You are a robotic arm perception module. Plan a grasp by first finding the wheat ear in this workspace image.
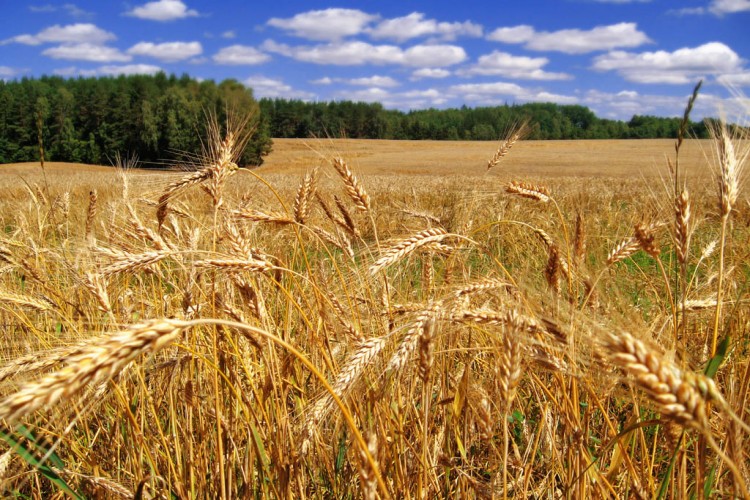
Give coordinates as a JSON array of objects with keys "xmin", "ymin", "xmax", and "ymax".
[
  {"xmin": 604, "ymin": 330, "xmax": 715, "ymax": 430},
  {"xmin": 487, "ymin": 120, "xmax": 529, "ymax": 171},
  {"xmin": 370, "ymin": 228, "xmax": 449, "ymax": 275},
  {"xmin": 0, "ymin": 319, "xmax": 188, "ymax": 423},
  {"xmin": 331, "ymin": 157, "xmax": 371, "ymax": 212},
  {"xmin": 506, "ymin": 181, "xmax": 550, "ymax": 203}
]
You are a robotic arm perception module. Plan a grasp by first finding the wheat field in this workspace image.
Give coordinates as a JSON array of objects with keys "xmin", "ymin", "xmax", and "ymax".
[{"xmin": 0, "ymin": 104, "xmax": 748, "ymax": 498}]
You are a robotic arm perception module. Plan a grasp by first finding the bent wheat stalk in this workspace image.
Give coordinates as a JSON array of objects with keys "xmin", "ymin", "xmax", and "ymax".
[{"xmin": 370, "ymin": 228, "xmax": 450, "ymax": 275}]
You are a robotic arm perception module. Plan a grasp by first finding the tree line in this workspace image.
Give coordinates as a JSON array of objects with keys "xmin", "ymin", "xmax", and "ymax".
[
  {"xmin": 259, "ymin": 98, "xmax": 710, "ymax": 141},
  {"xmin": 1, "ymin": 73, "xmax": 713, "ymax": 167},
  {"xmin": 0, "ymin": 73, "xmax": 272, "ymax": 166}
]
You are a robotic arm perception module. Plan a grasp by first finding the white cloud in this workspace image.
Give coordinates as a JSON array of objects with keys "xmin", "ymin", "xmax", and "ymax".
[
  {"xmin": 125, "ymin": 0, "xmax": 199, "ymax": 21},
  {"xmin": 592, "ymin": 42, "xmax": 745, "ymax": 84},
  {"xmin": 262, "ymin": 39, "xmax": 466, "ymax": 67},
  {"xmin": 368, "ymin": 12, "xmax": 482, "ymax": 43},
  {"xmin": 213, "ymin": 45, "xmax": 270, "ymax": 65},
  {"xmin": 42, "ymin": 43, "xmax": 131, "ymax": 62},
  {"xmin": 450, "ymin": 82, "xmax": 578, "ymax": 104},
  {"xmin": 486, "ymin": 25, "xmax": 535, "ymax": 44},
  {"xmin": 411, "ymin": 68, "xmax": 451, "ymax": 80},
  {"xmin": 52, "ymin": 64, "xmax": 162, "ymax": 77},
  {"xmin": 461, "ymin": 51, "xmax": 572, "ymax": 80},
  {"xmin": 487, "ymin": 22, "xmax": 651, "ymax": 54},
  {"xmin": 669, "ymin": 7, "xmax": 707, "ymax": 14},
  {"xmin": 581, "ymin": 88, "xmax": 735, "ymax": 120},
  {"xmin": 333, "ymin": 87, "xmax": 448, "ymax": 109},
  {"xmin": 347, "ymin": 76, "xmax": 400, "ymax": 87},
  {"xmin": 221, "ymin": 30, "xmax": 236, "ymax": 39},
  {"xmin": 0, "ymin": 66, "xmax": 18, "ymax": 78},
  {"xmin": 670, "ymin": 0, "xmax": 750, "ymax": 15},
  {"xmin": 709, "ymin": 0, "xmax": 750, "ymax": 14},
  {"xmin": 268, "ymin": 8, "xmax": 378, "ymax": 41},
  {"xmin": 4, "ymin": 23, "xmax": 115, "ymax": 46},
  {"xmin": 30, "ymin": 4, "xmax": 94, "ymax": 18},
  {"xmin": 405, "ymin": 45, "xmax": 466, "ymax": 67},
  {"xmin": 717, "ymin": 72, "xmax": 750, "ymax": 87},
  {"xmin": 244, "ymin": 76, "xmax": 314, "ymax": 99},
  {"xmin": 98, "ymin": 64, "xmax": 163, "ymax": 75},
  {"xmin": 127, "ymin": 41, "xmax": 202, "ymax": 62},
  {"xmin": 314, "ymin": 76, "xmax": 400, "ymax": 87}
]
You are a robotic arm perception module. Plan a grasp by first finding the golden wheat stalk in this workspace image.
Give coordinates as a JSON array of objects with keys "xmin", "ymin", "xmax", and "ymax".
[
  {"xmin": 293, "ymin": 167, "xmax": 318, "ymax": 224},
  {"xmin": 334, "ymin": 195, "xmax": 360, "ymax": 238},
  {"xmin": 606, "ymin": 236, "xmax": 640, "ymax": 265},
  {"xmin": 307, "ymin": 336, "xmax": 388, "ymax": 430},
  {"xmin": 370, "ymin": 228, "xmax": 449, "ymax": 275},
  {"xmin": 157, "ymin": 168, "xmax": 213, "ymax": 227},
  {"xmin": 98, "ymin": 249, "xmax": 173, "ymax": 276},
  {"xmin": 506, "ymin": 181, "xmax": 550, "ymax": 203},
  {"xmin": 85, "ymin": 189, "xmax": 98, "ymax": 239},
  {"xmin": 0, "ymin": 319, "xmax": 188, "ymax": 423},
  {"xmin": 331, "ymin": 157, "xmax": 371, "ymax": 212},
  {"xmin": 574, "ymin": 213, "xmax": 586, "ymax": 264},
  {"xmin": 604, "ymin": 330, "xmax": 716, "ymax": 430},
  {"xmin": 387, "ymin": 308, "xmax": 439, "ymax": 374},
  {"xmin": 487, "ymin": 120, "xmax": 529, "ymax": 171},
  {"xmin": 232, "ymin": 209, "xmax": 295, "ymax": 225},
  {"xmin": 400, "ymin": 208, "xmax": 442, "ymax": 225},
  {"xmin": 193, "ymin": 258, "xmax": 273, "ymax": 273},
  {"xmin": 0, "ymin": 291, "xmax": 53, "ymax": 311},
  {"xmin": 673, "ymin": 188, "xmax": 691, "ymax": 266}
]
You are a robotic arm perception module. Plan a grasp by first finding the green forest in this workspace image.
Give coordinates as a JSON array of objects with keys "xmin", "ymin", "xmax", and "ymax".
[
  {"xmin": 0, "ymin": 73, "xmax": 710, "ymax": 166},
  {"xmin": 259, "ymin": 98, "xmax": 709, "ymax": 141},
  {"xmin": 0, "ymin": 73, "xmax": 272, "ymax": 166}
]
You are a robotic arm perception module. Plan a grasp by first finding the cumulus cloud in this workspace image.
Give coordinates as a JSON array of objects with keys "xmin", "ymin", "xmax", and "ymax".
[
  {"xmin": 244, "ymin": 76, "xmax": 314, "ymax": 99},
  {"xmin": 581, "ymin": 88, "xmax": 735, "ymax": 120},
  {"xmin": 717, "ymin": 72, "xmax": 750, "ymax": 86},
  {"xmin": 4, "ymin": 23, "xmax": 115, "ymax": 46},
  {"xmin": 460, "ymin": 51, "xmax": 572, "ymax": 80},
  {"xmin": 709, "ymin": 0, "xmax": 750, "ymax": 14},
  {"xmin": 221, "ymin": 31, "xmax": 236, "ymax": 39},
  {"xmin": 368, "ymin": 12, "xmax": 482, "ymax": 42},
  {"xmin": 52, "ymin": 64, "xmax": 162, "ymax": 77},
  {"xmin": 333, "ymin": 87, "xmax": 448, "ymax": 109},
  {"xmin": 312, "ymin": 75, "xmax": 400, "ymax": 87},
  {"xmin": 262, "ymin": 39, "xmax": 466, "ymax": 67},
  {"xmin": 127, "ymin": 41, "xmax": 202, "ymax": 62},
  {"xmin": 42, "ymin": 43, "xmax": 131, "ymax": 62},
  {"xmin": 591, "ymin": 42, "xmax": 745, "ymax": 83},
  {"xmin": 98, "ymin": 64, "xmax": 163, "ymax": 75},
  {"xmin": 450, "ymin": 82, "xmax": 578, "ymax": 104},
  {"xmin": 410, "ymin": 68, "xmax": 451, "ymax": 80},
  {"xmin": 487, "ymin": 22, "xmax": 651, "ymax": 54},
  {"xmin": 0, "ymin": 66, "xmax": 19, "ymax": 78},
  {"xmin": 347, "ymin": 76, "xmax": 400, "ymax": 87},
  {"xmin": 213, "ymin": 45, "xmax": 270, "ymax": 65},
  {"xmin": 125, "ymin": 0, "xmax": 199, "ymax": 21},
  {"xmin": 268, "ymin": 8, "xmax": 378, "ymax": 41}
]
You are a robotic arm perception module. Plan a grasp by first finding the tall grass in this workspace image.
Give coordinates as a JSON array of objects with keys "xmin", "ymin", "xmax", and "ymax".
[{"xmin": 0, "ymin": 99, "xmax": 748, "ymax": 498}]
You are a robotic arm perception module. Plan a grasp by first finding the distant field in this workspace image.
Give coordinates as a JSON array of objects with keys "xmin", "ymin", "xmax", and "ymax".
[
  {"xmin": 258, "ymin": 138, "xmax": 713, "ymax": 178},
  {"xmin": 0, "ymin": 138, "xmax": 713, "ymax": 180}
]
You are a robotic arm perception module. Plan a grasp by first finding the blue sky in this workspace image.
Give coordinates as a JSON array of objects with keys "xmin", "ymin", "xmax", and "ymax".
[{"xmin": 1, "ymin": 0, "xmax": 749, "ymax": 120}]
